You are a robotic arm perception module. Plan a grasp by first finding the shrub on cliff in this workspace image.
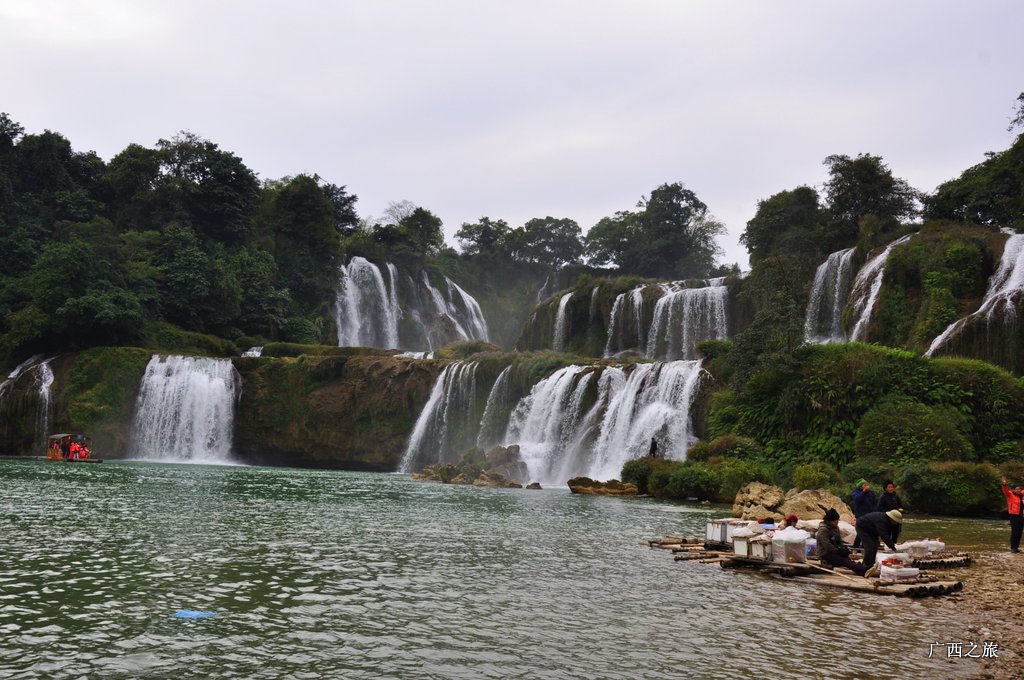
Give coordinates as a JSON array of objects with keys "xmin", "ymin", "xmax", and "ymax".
[
  {"xmin": 663, "ymin": 462, "xmax": 720, "ymax": 501},
  {"xmin": 714, "ymin": 458, "xmax": 771, "ymax": 500},
  {"xmin": 897, "ymin": 461, "xmax": 1002, "ymax": 516},
  {"xmin": 621, "ymin": 457, "xmax": 676, "ymax": 495},
  {"xmin": 686, "ymin": 433, "xmax": 762, "ymax": 462},
  {"xmin": 792, "ymin": 460, "xmax": 842, "ymax": 491}
]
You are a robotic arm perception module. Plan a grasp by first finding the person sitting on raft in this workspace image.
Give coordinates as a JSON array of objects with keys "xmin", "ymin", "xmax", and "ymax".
[
  {"xmin": 855, "ymin": 509, "xmax": 902, "ymax": 577},
  {"xmin": 781, "ymin": 514, "xmax": 799, "ymax": 529},
  {"xmin": 815, "ymin": 508, "xmax": 867, "ymax": 576}
]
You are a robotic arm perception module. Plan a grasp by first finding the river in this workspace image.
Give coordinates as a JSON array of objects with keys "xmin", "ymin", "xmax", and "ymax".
[{"xmin": 0, "ymin": 459, "xmax": 999, "ymax": 678}]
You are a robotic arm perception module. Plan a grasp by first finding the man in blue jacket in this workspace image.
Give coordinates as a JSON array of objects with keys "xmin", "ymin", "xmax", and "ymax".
[{"xmin": 851, "ymin": 478, "xmax": 877, "ymax": 548}]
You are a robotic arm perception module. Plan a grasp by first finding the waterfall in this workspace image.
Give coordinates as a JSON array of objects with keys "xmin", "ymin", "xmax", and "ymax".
[
  {"xmin": 35, "ymin": 359, "xmax": 54, "ymax": 443},
  {"xmin": 805, "ymin": 247, "xmax": 856, "ymax": 343},
  {"xmin": 446, "ymin": 278, "xmax": 490, "ymax": 342},
  {"xmin": 0, "ymin": 354, "xmax": 43, "ymax": 405},
  {"xmin": 927, "ymin": 230, "xmax": 1024, "ymax": 356},
  {"xmin": 645, "ymin": 281, "xmax": 728, "ymax": 360},
  {"xmin": 848, "ymin": 234, "xmax": 914, "ymax": 342},
  {"xmin": 242, "ymin": 347, "xmax": 263, "ymax": 357},
  {"xmin": 399, "ymin": 361, "xmax": 480, "ymax": 473},
  {"xmin": 420, "ymin": 272, "xmax": 490, "ymax": 347},
  {"xmin": 130, "ymin": 355, "xmax": 240, "ymax": 462},
  {"xmin": 604, "ymin": 287, "xmax": 648, "ymax": 356},
  {"xmin": 336, "ymin": 256, "xmax": 401, "ymax": 349},
  {"xmin": 477, "ymin": 365, "xmax": 513, "ymax": 449},
  {"xmin": 552, "ymin": 292, "xmax": 574, "ymax": 351},
  {"xmin": 504, "ymin": 361, "xmax": 707, "ymax": 485}
]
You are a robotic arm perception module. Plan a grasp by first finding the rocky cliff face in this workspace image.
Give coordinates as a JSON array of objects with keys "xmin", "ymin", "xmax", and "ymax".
[{"xmin": 232, "ymin": 353, "xmax": 445, "ymax": 470}]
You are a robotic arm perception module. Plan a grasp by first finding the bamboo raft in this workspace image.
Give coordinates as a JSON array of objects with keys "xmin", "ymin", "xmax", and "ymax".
[{"xmin": 648, "ymin": 536, "xmax": 966, "ymax": 598}]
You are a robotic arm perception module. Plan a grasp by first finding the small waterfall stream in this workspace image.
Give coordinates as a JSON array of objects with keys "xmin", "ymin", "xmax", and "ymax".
[
  {"xmin": 847, "ymin": 234, "xmax": 913, "ymax": 342},
  {"xmin": 34, "ymin": 359, "xmax": 54, "ymax": 443},
  {"xmin": 399, "ymin": 361, "xmax": 480, "ymax": 473},
  {"xmin": 130, "ymin": 355, "xmax": 240, "ymax": 462},
  {"xmin": 927, "ymin": 230, "xmax": 1024, "ymax": 356},
  {"xmin": 805, "ymin": 247, "xmax": 857, "ymax": 343},
  {"xmin": 336, "ymin": 256, "xmax": 401, "ymax": 349},
  {"xmin": 552, "ymin": 292, "xmax": 574, "ymax": 351}
]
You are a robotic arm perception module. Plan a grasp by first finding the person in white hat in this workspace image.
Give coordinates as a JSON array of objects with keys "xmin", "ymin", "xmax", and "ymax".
[{"xmin": 855, "ymin": 509, "xmax": 902, "ymax": 577}]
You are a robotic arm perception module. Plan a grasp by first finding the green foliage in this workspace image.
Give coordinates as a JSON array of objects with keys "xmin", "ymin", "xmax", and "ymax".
[
  {"xmin": 584, "ymin": 182, "xmax": 724, "ymax": 279},
  {"xmin": 664, "ymin": 462, "xmax": 721, "ymax": 501},
  {"xmin": 792, "ymin": 460, "xmax": 842, "ymax": 491},
  {"xmin": 896, "ymin": 461, "xmax": 1003, "ymax": 516},
  {"xmin": 432, "ymin": 340, "xmax": 503, "ymax": 361},
  {"xmin": 822, "ymin": 153, "xmax": 919, "ymax": 250},
  {"xmin": 740, "ymin": 186, "xmax": 824, "ymax": 263},
  {"xmin": 621, "ymin": 457, "xmax": 676, "ymax": 495},
  {"xmin": 686, "ymin": 434, "xmax": 763, "ymax": 462},
  {"xmin": 714, "ymin": 458, "xmax": 772, "ymax": 500},
  {"xmin": 988, "ymin": 441, "xmax": 1024, "ymax": 464},
  {"xmin": 854, "ymin": 397, "xmax": 974, "ymax": 466},
  {"xmin": 65, "ymin": 347, "xmax": 151, "ymax": 431}
]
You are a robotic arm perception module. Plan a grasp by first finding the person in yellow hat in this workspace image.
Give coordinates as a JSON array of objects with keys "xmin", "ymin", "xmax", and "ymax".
[{"xmin": 855, "ymin": 509, "xmax": 902, "ymax": 577}]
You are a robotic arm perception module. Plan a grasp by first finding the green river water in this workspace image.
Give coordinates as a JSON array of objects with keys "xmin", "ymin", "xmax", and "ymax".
[{"xmin": 0, "ymin": 459, "xmax": 1011, "ymax": 678}]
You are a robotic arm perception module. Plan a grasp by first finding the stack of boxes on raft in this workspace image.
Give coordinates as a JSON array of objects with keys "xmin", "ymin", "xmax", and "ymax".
[{"xmin": 651, "ymin": 517, "xmax": 967, "ymax": 597}]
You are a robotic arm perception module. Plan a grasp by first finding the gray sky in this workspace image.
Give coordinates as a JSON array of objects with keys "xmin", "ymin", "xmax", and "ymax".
[{"xmin": 3, "ymin": 1, "xmax": 1022, "ymax": 268}]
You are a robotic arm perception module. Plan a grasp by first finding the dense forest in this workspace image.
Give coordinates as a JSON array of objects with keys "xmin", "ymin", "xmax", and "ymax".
[{"xmin": 2, "ymin": 93, "xmax": 1024, "ymax": 515}]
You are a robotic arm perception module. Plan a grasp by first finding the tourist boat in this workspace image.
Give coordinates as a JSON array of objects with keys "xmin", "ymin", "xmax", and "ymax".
[{"xmin": 45, "ymin": 433, "xmax": 102, "ymax": 463}]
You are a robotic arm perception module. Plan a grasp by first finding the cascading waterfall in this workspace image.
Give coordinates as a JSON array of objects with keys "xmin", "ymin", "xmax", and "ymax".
[
  {"xmin": 336, "ymin": 257, "xmax": 489, "ymax": 350},
  {"xmin": 645, "ymin": 281, "xmax": 728, "ymax": 360},
  {"xmin": 504, "ymin": 360, "xmax": 707, "ymax": 485},
  {"xmin": 34, "ymin": 359, "xmax": 54, "ymax": 443},
  {"xmin": 477, "ymin": 365, "xmax": 512, "ymax": 449},
  {"xmin": 604, "ymin": 287, "xmax": 648, "ymax": 356},
  {"xmin": 927, "ymin": 229, "xmax": 1024, "ymax": 356},
  {"xmin": 130, "ymin": 355, "xmax": 240, "ymax": 462},
  {"xmin": 0, "ymin": 354, "xmax": 43, "ymax": 405},
  {"xmin": 848, "ymin": 234, "xmax": 914, "ymax": 342},
  {"xmin": 242, "ymin": 347, "xmax": 263, "ymax": 357},
  {"xmin": 805, "ymin": 247, "xmax": 857, "ymax": 343},
  {"xmin": 336, "ymin": 256, "xmax": 401, "ymax": 349},
  {"xmin": 552, "ymin": 292, "xmax": 574, "ymax": 351},
  {"xmin": 399, "ymin": 361, "xmax": 480, "ymax": 473}
]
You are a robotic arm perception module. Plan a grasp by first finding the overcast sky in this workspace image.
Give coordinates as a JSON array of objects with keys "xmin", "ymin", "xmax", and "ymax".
[{"xmin": 3, "ymin": 1, "xmax": 1022, "ymax": 268}]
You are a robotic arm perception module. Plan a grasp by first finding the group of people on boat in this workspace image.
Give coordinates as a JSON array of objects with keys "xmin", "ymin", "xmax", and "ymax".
[{"xmin": 47, "ymin": 435, "xmax": 92, "ymax": 460}]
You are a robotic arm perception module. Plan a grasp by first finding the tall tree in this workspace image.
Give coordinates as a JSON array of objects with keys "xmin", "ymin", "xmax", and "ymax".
[
  {"xmin": 741, "ymin": 186, "xmax": 824, "ymax": 263},
  {"xmin": 822, "ymin": 154, "xmax": 919, "ymax": 249},
  {"xmin": 456, "ymin": 217, "xmax": 513, "ymax": 258},
  {"xmin": 517, "ymin": 216, "xmax": 584, "ymax": 268}
]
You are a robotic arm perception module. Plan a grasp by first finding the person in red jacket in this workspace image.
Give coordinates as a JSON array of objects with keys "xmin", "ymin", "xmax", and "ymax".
[{"xmin": 1002, "ymin": 478, "xmax": 1024, "ymax": 553}]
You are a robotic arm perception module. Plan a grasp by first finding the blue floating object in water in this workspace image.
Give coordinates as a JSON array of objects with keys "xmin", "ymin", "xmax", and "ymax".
[{"xmin": 174, "ymin": 609, "xmax": 216, "ymax": 620}]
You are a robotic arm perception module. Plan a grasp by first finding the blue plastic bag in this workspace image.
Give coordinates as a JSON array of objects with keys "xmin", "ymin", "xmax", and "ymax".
[{"xmin": 174, "ymin": 609, "xmax": 216, "ymax": 620}]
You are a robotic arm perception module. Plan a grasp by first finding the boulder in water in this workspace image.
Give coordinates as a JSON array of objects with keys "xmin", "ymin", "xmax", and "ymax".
[
  {"xmin": 732, "ymin": 481, "xmax": 853, "ymax": 523},
  {"xmin": 526, "ymin": 482, "xmax": 542, "ymax": 490},
  {"xmin": 732, "ymin": 482, "xmax": 787, "ymax": 518},
  {"xmin": 780, "ymin": 488, "xmax": 855, "ymax": 524}
]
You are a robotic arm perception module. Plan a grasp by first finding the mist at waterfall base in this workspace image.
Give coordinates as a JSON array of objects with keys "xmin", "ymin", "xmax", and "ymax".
[
  {"xmin": 401, "ymin": 360, "xmax": 706, "ymax": 485},
  {"xmin": 1, "ymin": 460, "xmax": 972, "ymax": 679}
]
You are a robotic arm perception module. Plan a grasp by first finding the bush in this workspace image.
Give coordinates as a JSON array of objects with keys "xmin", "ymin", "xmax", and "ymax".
[
  {"xmin": 664, "ymin": 462, "xmax": 721, "ymax": 501},
  {"xmin": 686, "ymin": 434, "xmax": 763, "ymax": 463},
  {"xmin": 792, "ymin": 460, "xmax": 842, "ymax": 491},
  {"xmin": 854, "ymin": 397, "xmax": 974, "ymax": 466},
  {"xmin": 897, "ymin": 461, "xmax": 1003, "ymax": 516},
  {"xmin": 621, "ymin": 457, "xmax": 677, "ymax": 495},
  {"xmin": 988, "ymin": 441, "xmax": 1024, "ymax": 465},
  {"xmin": 999, "ymin": 461, "xmax": 1024, "ymax": 486},
  {"xmin": 714, "ymin": 458, "xmax": 772, "ymax": 501}
]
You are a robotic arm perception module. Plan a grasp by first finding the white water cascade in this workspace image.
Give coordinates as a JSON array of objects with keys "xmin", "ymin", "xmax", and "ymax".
[
  {"xmin": 552, "ymin": 292, "xmax": 574, "ymax": 351},
  {"xmin": 399, "ymin": 361, "xmax": 480, "ymax": 473},
  {"xmin": 336, "ymin": 258, "xmax": 489, "ymax": 351},
  {"xmin": 847, "ymin": 234, "xmax": 914, "ymax": 342},
  {"xmin": 927, "ymin": 230, "xmax": 1024, "ymax": 356},
  {"xmin": 130, "ymin": 355, "xmax": 240, "ymax": 462},
  {"xmin": 477, "ymin": 365, "xmax": 513, "ymax": 449},
  {"xmin": 35, "ymin": 359, "xmax": 54, "ymax": 442},
  {"xmin": 336, "ymin": 256, "xmax": 401, "ymax": 349},
  {"xmin": 805, "ymin": 247, "xmax": 857, "ymax": 343},
  {"xmin": 645, "ymin": 281, "xmax": 729, "ymax": 360},
  {"xmin": 604, "ymin": 287, "xmax": 648, "ymax": 356},
  {"xmin": 505, "ymin": 361, "xmax": 707, "ymax": 485}
]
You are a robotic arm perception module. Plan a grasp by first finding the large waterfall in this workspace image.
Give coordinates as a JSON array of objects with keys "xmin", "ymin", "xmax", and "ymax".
[
  {"xmin": 847, "ymin": 234, "xmax": 913, "ymax": 342},
  {"xmin": 927, "ymin": 230, "xmax": 1024, "ymax": 356},
  {"xmin": 336, "ymin": 257, "xmax": 489, "ymax": 351},
  {"xmin": 402, "ymin": 359, "xmax": 707, "ymax": 486},
  {"xmin": 0, "ymin": 355, "xmax": 53, "ymax": 448},
  {"xmin": 130, "ymin": 355, "xmax": 240, "ymax": 462},
  {"xmin": 805, "ymin": 247, "xmax": 857, "ymax": 343},
  {"xmin": 604, "ymin": 280, "xmax": 729, "ymax": 360}
]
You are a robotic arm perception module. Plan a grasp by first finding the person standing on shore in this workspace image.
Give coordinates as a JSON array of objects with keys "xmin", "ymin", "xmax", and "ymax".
[
  {"xmin": 876, "ymin": 481, "xmax": 904, "ymax": 543},
  {"xmin": 1001, "ymin": 478, "xmax": 1023, "ymax": 553},
  {"xmin": 851, "ymin": 478, "xmax": 877, "ymax": 548}
]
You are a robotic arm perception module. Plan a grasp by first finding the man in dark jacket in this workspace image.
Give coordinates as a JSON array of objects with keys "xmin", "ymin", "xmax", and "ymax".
[
  {"xmin": 876, "ymin": 481, "xmax": 904, "ymax": 543},
  {"xmin": 851, "ymin": 479, "xmax": 877, "ymax": 548},
  {"xmin": 856, "ymin": 509, "xmax": 902, "ymax": 575},
  {"xmin": 816, "ymin": 508, "xmax": 868, "ymax": 576}
]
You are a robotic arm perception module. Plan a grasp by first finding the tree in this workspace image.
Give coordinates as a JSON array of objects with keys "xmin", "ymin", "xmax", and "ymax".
[
  {"xmin": 822, "ymin": 154, "xmax": 919, "ymax": 249},
  {"xmin": 1008, "ymin": 91, "xmax": 1024, "ymax": 133},
  {"xmin": 517, "ymin": 216, "xmax": 584, "ymax": 268},
  {"xmin": 456, "ymin": 217, "xmax": 513, "ymax": 258},
  {"xmin": 398, "ymin": 207, "xmax": 445, "ymax": 255},
  {"xmin": 584, "ymin": 182, "xmax": 724, "ymax": 279},
  {"xmin": 741, "ymin": 186, "xmax": 824, "ymax": 263}
]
